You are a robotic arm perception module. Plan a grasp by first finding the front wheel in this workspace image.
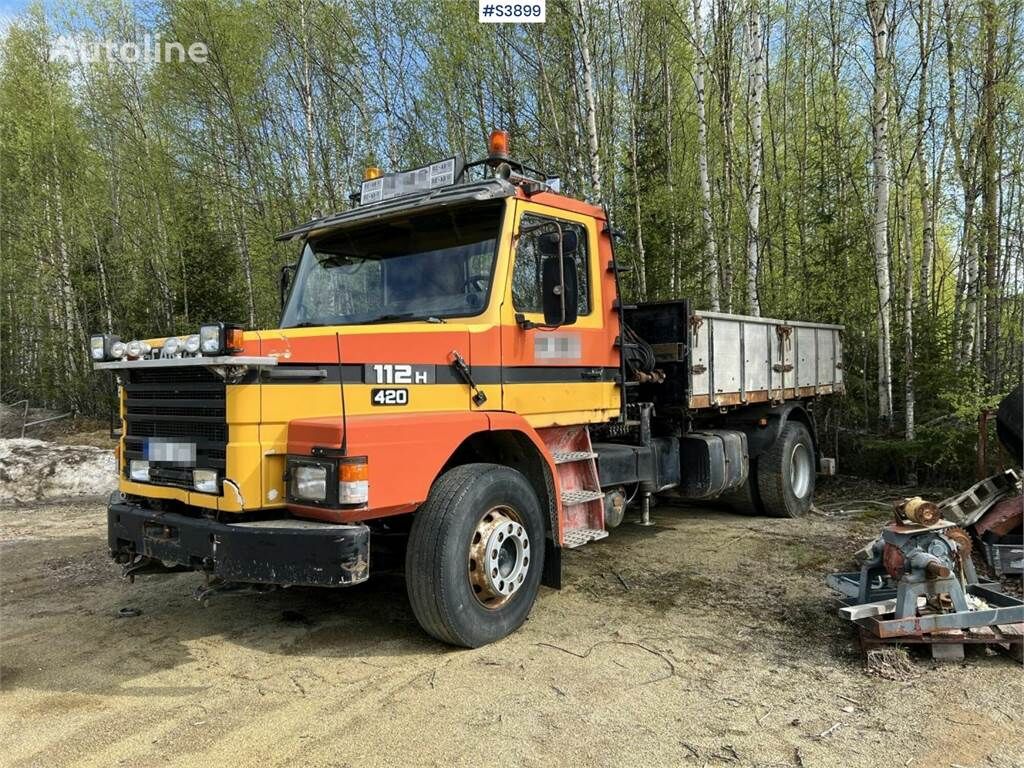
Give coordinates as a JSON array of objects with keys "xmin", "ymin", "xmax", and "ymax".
[
  {"xmin": 405, "ymin": 463, "xmax": 545, "ymax": 647},
  {"xmin": 756, "ymin": 422, "xmax": 816, "ymax": 518}
]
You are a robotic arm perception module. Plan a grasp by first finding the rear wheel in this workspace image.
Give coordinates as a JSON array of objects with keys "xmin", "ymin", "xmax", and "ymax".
[
  {"xmin": 756, "ymin": 422, "xmax": 815, "ymax": 518},
  {"xmin": 720, "ymin": 459, "xmax": 763, "ymax": 515},
  {"xmin": 405, "ymin": 463, "xmax": 545, "ymax": 647}
]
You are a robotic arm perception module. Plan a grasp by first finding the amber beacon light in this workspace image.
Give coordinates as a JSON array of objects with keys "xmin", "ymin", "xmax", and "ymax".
[
  {"xmin": 363, "ymin": 166, "xmax": 383, "ymax": 181},
  {"xmin": 488, "ymin": 129, "xmax": 510, "ymax": 160}
]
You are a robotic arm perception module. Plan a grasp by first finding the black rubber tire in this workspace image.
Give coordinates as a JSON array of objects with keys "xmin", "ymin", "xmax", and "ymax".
[
  {"xmin": 756, "ymin": 422, "xmax": 815, "ymax": 518},
  {"xmin": 996, "ymin": 383, "xmax": 1022, "ymax": 465},
  {"xmin": 720, "ymin": 458, "xmax": 764, "ymax": 515},
  {"xmin": 405, "ymin": 463, "xmax": 545, "ymax": 648}
]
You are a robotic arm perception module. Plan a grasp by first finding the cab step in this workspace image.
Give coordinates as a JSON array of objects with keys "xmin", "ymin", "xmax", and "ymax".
[
  {"xmin": 561, "ymin": 488, "xmax": 605, "ymax": 505},
  {"xmin": 563, "ymin": 528, "xmax": 609, "ymax": 548},
  {"xmin": 552, "ymin": 451, "xmax": 599, "ymax": 464}
]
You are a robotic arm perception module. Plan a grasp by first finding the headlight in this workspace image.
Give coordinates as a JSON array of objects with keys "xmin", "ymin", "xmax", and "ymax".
[
  {"xmin": 110, "ymin": 340, "xmax": 126, "ymax": 359},
  {"xmin": 184, "ymin": 334, "xmax": 201, "ymax": 354},
  {"xmin": 125, "ymin": 340, "xmax": 151, "ymax": 359},
  {"xmin": 193, "ymin": 469, "xmax": 218, "ymax": 494},
  {"xmin": 162, "ymin": 337, "xmax": 181, "ymax": 356},
  {"xmin": 199, "ymin": 322, "xmax": 244, "ymax": 356},
  {"xmin": 89, "ymin": 333, "xmax": 122, "ymax": 362},
  {"xmin": 289, "ymin": 463, "xmax": 329, "ymax": 502},
  {"xmin": 129, "ymin": 460, "xmax": 150, "ymax": 481}
]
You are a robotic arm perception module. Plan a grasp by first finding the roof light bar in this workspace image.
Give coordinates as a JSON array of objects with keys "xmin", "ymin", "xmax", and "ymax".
[{"xmin": 359, "ymin": 157, "xmax": 460, "ymax": 205}]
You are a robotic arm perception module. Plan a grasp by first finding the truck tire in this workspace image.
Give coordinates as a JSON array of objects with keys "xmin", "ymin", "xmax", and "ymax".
[
  {"xmin": 996, "ymin": 383, "xmax": 1022, "ymax": 465},
  {"xmin": 405, "ymin": 463, "xmax": 545, "ymax": 647},
  {"xmin": 720, "ymin": 461, "xmax": 763, "ymax": 515},
  {"xmin": 756, "ymin": 422, "xmax": 815, "ymax": 518}
]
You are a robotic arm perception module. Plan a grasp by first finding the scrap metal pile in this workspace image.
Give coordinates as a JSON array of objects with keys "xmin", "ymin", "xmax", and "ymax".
[
  {"xmin": 827, "ymin": 491, "xmax": 1022, "ymax": 660},
  {"xmin": 828, "ymin": 385, "xmax": 1023, "ymax": 660}
]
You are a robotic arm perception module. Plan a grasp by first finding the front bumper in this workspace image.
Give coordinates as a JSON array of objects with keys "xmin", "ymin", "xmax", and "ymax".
[{"xmin": 108, "ymin": 495, "xmax": 370, "ymax": 587}]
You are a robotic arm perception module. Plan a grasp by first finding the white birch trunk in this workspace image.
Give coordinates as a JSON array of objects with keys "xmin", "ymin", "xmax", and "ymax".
[
  {"xmin": 300, "ymin": 0, "xmax": 317, "ymax": 204},
  {"xmin": 868, "ymin": 0, "xmax": 894, "ymax": 427},
  {"xmin": 915, "ymin": 0, "xmax": 934, "ymax": 319},
  {"xmin": 577, "ymin": 0, "xmax": 603, "ymax": 200},
  {"xmin": 694, "ymin": 0, "xmax": 721, "ymax": 311},
  {"xmin": 745, "ymin": 5, "xmax": 764, "ymax": 316}
]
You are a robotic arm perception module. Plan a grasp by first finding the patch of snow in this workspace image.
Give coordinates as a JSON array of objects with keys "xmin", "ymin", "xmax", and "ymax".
[{"xmin": 0, "ymin": 438, "xmax": 116, "ymax": 503}]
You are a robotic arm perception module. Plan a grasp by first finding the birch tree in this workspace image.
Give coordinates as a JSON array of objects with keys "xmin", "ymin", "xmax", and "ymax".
[
  {"xmin": 693, "ymin": 0, "xmax": 720, "ymax": 310},
  {"xmin": 744, "ymin": 2, "xmax": 764, "ymax": 316},
  {"xmin": 867, "ymin": 0, "xmax": 894, "ymax": 427},
  {"xmin": 576, "ymin": 0, "xmax": 603, "ymax": 201}
]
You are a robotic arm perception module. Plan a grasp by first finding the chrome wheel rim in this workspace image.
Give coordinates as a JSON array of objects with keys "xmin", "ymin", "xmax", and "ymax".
[
  {"xmin": 468, "ymin": 506, "xmax": 530, "ymax": 609},
  {"xmin": 790, "ymin": 442, "xmax": 813, "ymax": 499}
]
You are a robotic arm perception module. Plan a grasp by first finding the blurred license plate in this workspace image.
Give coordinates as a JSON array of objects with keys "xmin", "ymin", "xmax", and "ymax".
[{"xmin": 146, "ymin": 440, "xmax": 196, "ymax": 464}]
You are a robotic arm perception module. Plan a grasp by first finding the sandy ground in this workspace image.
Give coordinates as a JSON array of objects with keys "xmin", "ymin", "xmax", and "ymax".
[{"xmin": 1, "ymin": 485, "xmax": 1022, "ymax": 768}]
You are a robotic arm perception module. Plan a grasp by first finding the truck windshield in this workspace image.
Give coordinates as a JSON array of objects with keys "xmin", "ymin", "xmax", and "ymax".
[{"xmin": 281, "ymin": 202, "xmax": 503, "ymax": 327}]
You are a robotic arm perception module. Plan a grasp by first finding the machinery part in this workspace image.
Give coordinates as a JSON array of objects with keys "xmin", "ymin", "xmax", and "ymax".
[
  {"xmin": 898, "ymin": 496, "xmax": 940, "ymax": 526},
  {"xmin": 987, "ymin": 542, "xmax": 1024, "ymax": 575},
  {"xmin": 834, "ymin": 521, "xmax": 986, "ymax": 638},
  {"xmin": 405, "ymin": 463, "xmax": 544, "ymax": 648},
  {"xmin": 621, "ymin": 322, "xmax": 661, "ymax": 382},
  {"xmin": 975, "ymin": 495, "xmax": 1023, "ymax": 540},
  {"xmin": 882, "ymin": 544, "xmax": 905, "ymax": 580},
  {"xmin": 923, "ymin": 561, "xmax": 952, "ymax": 579},
  {"xmin": 468, "ymin": 506, "xmax": 531, "ymax": 607},
  {"xmin": 937, "ymin": 468, "xmax": 1021, "ymax": 526},
  {"xmin": 603, "ymin": 487, "xmax": 626, "ymax": 528},
  {"xmin": 756, "ymin": 422, "xmax": 815, "ymax": 518},
  {"xmin": 943, "ymin": 526, "xmax": 973, "ymax": 558},
  {"xmin": 193, "ymin": 580, "xmax": 277, "ymax": 606},
  {"xmin": 997, "ymin": 383, "xmax": 1022, "ymax": 463},
  {"xmin": 634, "ymin": 491, "xmax": 654, "ymax": 526}
]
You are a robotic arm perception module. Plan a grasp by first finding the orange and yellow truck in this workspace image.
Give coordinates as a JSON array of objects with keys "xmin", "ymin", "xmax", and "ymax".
[{"xmin": 93, "ymin": 132, "xmax": 843, "ymax": 646}]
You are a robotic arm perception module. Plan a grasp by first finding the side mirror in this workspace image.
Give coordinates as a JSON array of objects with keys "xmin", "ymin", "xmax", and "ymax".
[
  {"xmin": 279, "ymin": 264, "xmax": 297, "ymax": 310},
  {"xmin": 538, "ymin": 229, "xmax": 578, "ymax": 257},
  {"xmin": 542, "ymin": 255, "xmax": 578, "ymax": 326}
]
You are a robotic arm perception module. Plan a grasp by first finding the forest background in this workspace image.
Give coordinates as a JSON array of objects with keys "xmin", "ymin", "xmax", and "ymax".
[{"xmin": 1, "ymin": 0, "xmax": 1021, "ymax": 484}]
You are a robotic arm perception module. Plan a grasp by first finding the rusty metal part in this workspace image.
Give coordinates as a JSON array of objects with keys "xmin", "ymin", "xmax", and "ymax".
[
  {"xmin": 633, "ymin": 369, "xmax": 666, "ymax": 384},
  {"xmin": 603, "ymin": 488, "xmax": 626, "ymax": 529},
  {"xmin": 974, "ymin": 495, "xmax": 1023, "ymax": 539},
  {"xmin": 943, "ymin": 526, "xmax": 973, "ymax": 558},
  {"xmin": 924, "ymin": 561, "xmax": 952, "ymax": 579},
  {"xmin": 897, "ymin": 496, "xmax": 940, "ymax": 526},
  {"xmin": 468, "ymin": 506, "xmax": 530, "ymax": 609},
  {"xmin": 882, "ymin": 544, "xmax": 905, "ymax": 580}
]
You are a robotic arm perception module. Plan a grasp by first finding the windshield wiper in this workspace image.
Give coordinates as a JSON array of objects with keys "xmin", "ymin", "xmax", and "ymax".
[
  {"xmin": 363, "ymin": 313, "xmax": 414, "ymax": 324},
  {"xmin": 363, "ymin": 313, "xmax": 446, "ymax": 325},
  {"xmin": 287, "ymin": 322, "xmax": 326, "ymax": 328}
]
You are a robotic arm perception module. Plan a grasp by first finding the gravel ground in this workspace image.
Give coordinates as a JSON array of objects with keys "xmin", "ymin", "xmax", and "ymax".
[{"xmin": 1, "ymin": 483, "xmax": 1022, "ymax": 768}]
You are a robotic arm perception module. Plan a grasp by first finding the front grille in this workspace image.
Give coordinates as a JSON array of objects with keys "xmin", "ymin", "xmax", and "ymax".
[{"xmin": 123, "ymin": 367, "xmax": 227, "ymax": 493}]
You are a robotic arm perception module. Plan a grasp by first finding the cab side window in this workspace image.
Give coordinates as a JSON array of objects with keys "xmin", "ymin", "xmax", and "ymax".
[{"xmin": 512, "ymin": 214, "xmax": 590, "ymax": 318}]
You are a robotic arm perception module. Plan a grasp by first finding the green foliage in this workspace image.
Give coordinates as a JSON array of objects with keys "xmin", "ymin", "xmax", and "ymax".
[{"xmin": 0, "ymin": 0, "xmax": 1020, "ymax": 493}]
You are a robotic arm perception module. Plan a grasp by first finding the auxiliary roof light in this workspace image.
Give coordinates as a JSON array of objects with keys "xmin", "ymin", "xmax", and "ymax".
[
  {"xmin": 488, "ymin": 129, "xmax": 510, "ymax": 160},
  {"xmin": 363, "ymin": 166, "xmax": 382, "ymax": 181}
]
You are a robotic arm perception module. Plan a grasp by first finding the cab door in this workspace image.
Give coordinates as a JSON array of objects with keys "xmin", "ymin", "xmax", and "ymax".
[{"xmin": 498, "ymin": 201, "xmax": 620, "ymax": 428}]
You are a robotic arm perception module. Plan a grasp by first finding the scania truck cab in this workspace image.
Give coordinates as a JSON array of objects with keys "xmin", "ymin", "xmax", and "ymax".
[{"xmin": 94, "ymin": 132, "xmax": 843, "ymax": 647}]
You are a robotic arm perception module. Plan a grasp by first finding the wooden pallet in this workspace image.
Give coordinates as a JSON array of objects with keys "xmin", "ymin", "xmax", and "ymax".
[{"xmin": 856, "ymin": 622, "xmax": 1024, "ymax": 662}]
